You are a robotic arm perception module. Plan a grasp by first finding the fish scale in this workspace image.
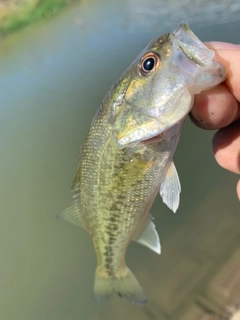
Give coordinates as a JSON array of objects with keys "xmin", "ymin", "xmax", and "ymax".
[{"xmin": 81, "ymin": 109, "xmax": 170, "ymax": 279}]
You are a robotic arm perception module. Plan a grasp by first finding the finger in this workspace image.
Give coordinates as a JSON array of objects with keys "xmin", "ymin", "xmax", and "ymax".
[
  {"xmin": 206, "ymin": 42, "xmax": 240, "ymax": 102},
  {"xmin": 191, "ymin": 83, "xmax": 240, "ymax": 129},
  {"xmin": 212, "ymin": 120, "xmax": 240, "ymax": 174},
  {"xmin": 191, "ymin": 42, "xmax": 240, "ymax": 130}
]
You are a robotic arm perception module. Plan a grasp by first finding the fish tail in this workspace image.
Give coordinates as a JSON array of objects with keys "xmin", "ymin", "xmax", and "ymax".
[{"xmin": 93, "ymin": 267, "xmax": 147, "ymax": 305}]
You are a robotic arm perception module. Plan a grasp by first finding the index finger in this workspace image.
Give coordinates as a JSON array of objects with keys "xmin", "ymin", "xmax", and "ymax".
[{"xmin": 191, "ymin": 42, "xmax": 240, "ymax": 130}]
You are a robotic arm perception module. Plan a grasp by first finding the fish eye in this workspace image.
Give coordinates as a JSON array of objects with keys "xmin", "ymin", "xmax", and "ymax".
[{"xmin": 139, "ymin": 52, "xmax": 161, "ymax": 76}]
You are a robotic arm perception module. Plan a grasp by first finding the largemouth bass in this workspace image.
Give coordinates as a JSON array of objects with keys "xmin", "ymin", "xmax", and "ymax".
[{"xmin": 59, "ymin": 22, "xmax": 226, "ymax": 304}]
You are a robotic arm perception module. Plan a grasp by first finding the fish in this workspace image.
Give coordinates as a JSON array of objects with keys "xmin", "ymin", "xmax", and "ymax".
[{"xmin": 58, "ymin": 22, "xmax": 226, "ymax": 305}]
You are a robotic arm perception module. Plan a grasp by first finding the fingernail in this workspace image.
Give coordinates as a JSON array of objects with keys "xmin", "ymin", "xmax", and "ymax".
[
  {"xmin": 190, "ymin": 108, "xmax": 203, "ymax": 122},
  {"xmin": 189, "ymin": 112, "xmax": 207, "ymax": 129},
  {"xmin": 237, "ymin": 180, "xmax": 240, "ymax": 201}
]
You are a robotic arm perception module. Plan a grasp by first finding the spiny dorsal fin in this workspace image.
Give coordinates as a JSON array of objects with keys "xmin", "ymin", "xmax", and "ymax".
[
  {"xmin": 134, "ymin": 216, "xmax": 161, "ymax": 254},
  {"xmin": 57, "ymin": 145, "xmax": 85, "ymax": 228},
  {"xmin": 159, "ymin": 161, "xmax": 181, "ymax": 213},
  {"xmin": 71, "ymin": 146, "xmax": 82, "ymax": 192}
]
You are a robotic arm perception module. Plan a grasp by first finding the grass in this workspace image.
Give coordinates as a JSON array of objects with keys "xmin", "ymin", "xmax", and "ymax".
[{"xmin": 0, "ymin": 0, "xmax": 68, "ymax": 34}]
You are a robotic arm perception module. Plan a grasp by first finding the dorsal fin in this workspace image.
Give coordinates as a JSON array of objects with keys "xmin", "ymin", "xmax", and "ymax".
[
  {"xmin": 57, "ymin": 194, "xmax": 85, "ymax": 229},
  {"xmin": 71, "ymin": 146, "xmax": 82, "ymax": 192},
  {"xmin": 57, "ymin": 145, "xmax": 85, "ymax": 228}
]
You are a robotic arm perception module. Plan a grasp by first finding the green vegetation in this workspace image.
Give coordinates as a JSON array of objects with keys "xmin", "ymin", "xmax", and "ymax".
[{"xmin": 0, "ymin": 0, "xmax": 68, "ymax": 34}]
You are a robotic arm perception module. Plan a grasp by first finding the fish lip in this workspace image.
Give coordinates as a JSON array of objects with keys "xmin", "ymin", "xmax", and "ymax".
[
  {"xmin": 139, "ymin": 120, "xmax": 185, "ymax": 146},
  {"xmin": 141, "ymin": 133, "xmax": 164, "ymax": 145},
  {"xmin": 115, "ymin": 131, "xmax": 164, "ymax": 148}
]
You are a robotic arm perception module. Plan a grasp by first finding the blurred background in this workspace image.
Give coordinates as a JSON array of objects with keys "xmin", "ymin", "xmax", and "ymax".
[{"xmin": 0, "ymin": 0, "xmax": 239, "ymax": 319}]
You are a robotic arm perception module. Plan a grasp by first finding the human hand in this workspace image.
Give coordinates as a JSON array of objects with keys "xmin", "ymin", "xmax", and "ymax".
[{"xmin": 191, "ymin": 42, "xmax": 240, "ymax": 200}]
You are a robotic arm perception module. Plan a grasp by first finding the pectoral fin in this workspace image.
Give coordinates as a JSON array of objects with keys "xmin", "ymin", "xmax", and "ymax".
[
  {"xmin": 134, "ymin": 217, "xmax": 161, "ymax": 254},
  {"xmin": 159, "ymin": 161, "xmax": 181, "ymax": 213}
]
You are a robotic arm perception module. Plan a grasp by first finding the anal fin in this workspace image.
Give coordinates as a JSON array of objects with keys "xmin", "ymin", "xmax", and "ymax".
[{"xmin": 133, "ymin": 216, "xmax": 161, "ymax": 255}]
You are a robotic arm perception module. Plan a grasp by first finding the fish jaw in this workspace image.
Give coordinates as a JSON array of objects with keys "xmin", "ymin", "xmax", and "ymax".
[
  {"xmin": 171, "ymin": 21, "xmax": 227, "ymax": 94},
  {"xmin": 113, "ymin": 87, "xmax": 193, "ymax": 148},
  {"xmin": 113, "ymin": 107, "xmax": 161, "ymax": 148},
  {"xmin": 112, "ymin": 22, "xmax": 226, "ymax": 148}
]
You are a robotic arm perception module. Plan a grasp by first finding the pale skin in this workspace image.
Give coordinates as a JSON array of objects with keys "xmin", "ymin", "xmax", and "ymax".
[{"xmin": 191, "ymin": 42, "xmax": 240, "ymax": 200}]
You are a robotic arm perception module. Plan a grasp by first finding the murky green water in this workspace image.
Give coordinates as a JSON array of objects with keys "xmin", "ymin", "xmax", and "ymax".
[{"xmin": 0, "ymin": 1, "xmax": 239, "ymax": 319}]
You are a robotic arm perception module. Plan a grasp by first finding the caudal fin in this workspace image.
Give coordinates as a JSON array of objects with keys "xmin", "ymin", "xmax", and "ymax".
[{"xmin": 94, "ymin": 267, "xmax": 147, "ymax": 305}]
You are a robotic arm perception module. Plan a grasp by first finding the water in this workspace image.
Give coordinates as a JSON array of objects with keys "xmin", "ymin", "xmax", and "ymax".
[{"xmin": 0, "ymin": 0, "xmax": 239, "ymax": 319}]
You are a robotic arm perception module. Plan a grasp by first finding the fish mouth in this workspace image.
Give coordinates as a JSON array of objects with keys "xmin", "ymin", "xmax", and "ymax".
[
  {"xmin": 141, "ymin": 133, "xmax": 164, "ymax": 145},
  {"xmin": 113, "ymin": 115, "xmax": 162, "ymax": 148},
  {"xmin": 114, "ymin": 132, "xmax": 164, "ymax": 149}
]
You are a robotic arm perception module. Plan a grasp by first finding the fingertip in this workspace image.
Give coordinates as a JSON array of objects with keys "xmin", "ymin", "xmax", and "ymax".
[
  {"xmin": 204, "ymin": 42, "xmax": 240, "ymax": 102},
  {"xmin": 205, "ymin": 42, "xmax": 240, "ymax": 51}
]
